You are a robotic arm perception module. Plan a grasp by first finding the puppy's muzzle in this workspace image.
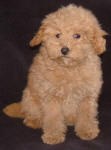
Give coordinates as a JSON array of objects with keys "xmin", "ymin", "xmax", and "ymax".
[{"xmin": 61, "ymin": 47, "xmax": 69, "ymax": 55}]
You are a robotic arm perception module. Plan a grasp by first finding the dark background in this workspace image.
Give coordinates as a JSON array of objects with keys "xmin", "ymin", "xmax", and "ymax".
[{"xmin": 0, "ymin": 0, "xmax": 111, "ymax": 150}]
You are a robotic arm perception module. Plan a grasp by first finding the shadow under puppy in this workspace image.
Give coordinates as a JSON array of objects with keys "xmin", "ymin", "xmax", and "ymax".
[{"xmin": 3, "ymin": 4, "xmax": 107, "ymax": 145}]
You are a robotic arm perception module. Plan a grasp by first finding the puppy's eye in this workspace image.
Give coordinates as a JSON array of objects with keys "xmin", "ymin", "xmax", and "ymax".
[
  {"xmin": 73, "ymin": 34, "xmax": 80, "ymax": 39},
  {"xmin": 56, "ymin": 34, "xmax": 61, "ymax": 38}
]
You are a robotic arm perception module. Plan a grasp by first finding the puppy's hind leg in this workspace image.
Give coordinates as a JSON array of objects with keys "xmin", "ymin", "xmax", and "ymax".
[
  {"xmin": 21, "ymin": 88, "xmax": 42, "ymax": 129},
  {"xmin": 23, "ymin": 118, "xmax": 41, "ymax": 129}
]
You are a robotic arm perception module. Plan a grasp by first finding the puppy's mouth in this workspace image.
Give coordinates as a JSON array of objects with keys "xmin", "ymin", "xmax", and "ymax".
[
  {"xmin": 56, "ymin": 55, "xmax": 75, "ymax": 66},
  {"xmin": 61, "ymin": 55, "xmax": 71, "ymax": 58},
  {"xmin": 56, "ymin": 55, "xmax": 86, "ymax": 67},
  {"xmin": 61, "ymin": 55, "xmax": 76, "ymax": 61}
]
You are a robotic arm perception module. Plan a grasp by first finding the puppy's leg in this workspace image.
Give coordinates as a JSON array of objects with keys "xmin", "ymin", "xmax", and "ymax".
[
  {"xmin": 75, "ymin": 98, "xmax": 99, "ymax": 140},
  {"xmin": 23, "ymin": 117, "xmax": 41, "ymax": 129},
  {"xmin": 41, "ymin": 100, "xmax": 67, "ymax": 145},
  {"xmin": 21, "ymin": 88, "xmax": 42, "ymax": 129}
]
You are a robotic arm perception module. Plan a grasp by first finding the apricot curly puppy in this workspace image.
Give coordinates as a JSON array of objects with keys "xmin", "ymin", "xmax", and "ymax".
[{"xmin": 3, "ymin": 4, "xmax": 107, "ymax": 144}]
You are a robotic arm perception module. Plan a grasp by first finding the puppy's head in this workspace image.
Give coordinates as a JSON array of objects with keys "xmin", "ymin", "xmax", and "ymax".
[{"xmin": 30, "ymin": 4, "xmax": 107, "ymax": 66}]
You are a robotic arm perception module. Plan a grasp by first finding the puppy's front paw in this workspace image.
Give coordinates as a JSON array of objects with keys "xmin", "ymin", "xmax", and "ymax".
[
  {"xmin": 75, "ymin": 123, "xmax": 100, "ymax": 140},
  {"xmin": 41, "ymin": 133, "xmax": 65, "ymax": 145}
]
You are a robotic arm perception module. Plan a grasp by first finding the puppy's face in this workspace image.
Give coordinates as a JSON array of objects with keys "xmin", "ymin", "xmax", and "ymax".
[
  {"xmin": 42, "ymin": 25, "xmax": 94, "ymax": 65},
  {"xmin": 30, "ymin": 5, "xmax": 107, "ymax": 66}
]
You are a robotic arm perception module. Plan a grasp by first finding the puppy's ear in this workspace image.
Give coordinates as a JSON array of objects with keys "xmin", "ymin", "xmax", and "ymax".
[
  {"xmin": 30, "ymin": 25, "xmax": 45, "ymax": 47},
  {"xmin": 92, "ymin": 27, "xmax": 107, "ymax": 55}
]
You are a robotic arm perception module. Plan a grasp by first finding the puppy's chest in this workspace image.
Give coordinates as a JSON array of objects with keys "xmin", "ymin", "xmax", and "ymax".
[{"xmin": 44, "ymin": 69, "xmax": 87, "ymax": 94}]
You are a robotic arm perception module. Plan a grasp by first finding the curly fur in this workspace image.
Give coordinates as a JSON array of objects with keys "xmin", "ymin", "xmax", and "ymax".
[{"xmin": 3, "ymin": 4, "xmax": 107, "ymax": 145}]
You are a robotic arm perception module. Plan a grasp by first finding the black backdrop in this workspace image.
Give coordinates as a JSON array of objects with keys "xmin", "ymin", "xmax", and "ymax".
[{"xmin": 0, "ymin": 0, "xmax": 111, "ymax": 150}]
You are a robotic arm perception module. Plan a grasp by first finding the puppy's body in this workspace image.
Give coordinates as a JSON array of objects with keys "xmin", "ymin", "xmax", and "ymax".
[
  {"xmin": 3, "ymin": 4, "xmax": 107, "ymax": 144},
  {"xmin": 22, "ymin": 48, "xmax": 102, "ymax": 124}
]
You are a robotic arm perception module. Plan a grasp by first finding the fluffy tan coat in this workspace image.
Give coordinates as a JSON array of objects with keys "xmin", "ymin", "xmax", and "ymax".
[{"xmin": 3, "ymin": 4, "xmax": 107, "ymax": 145}]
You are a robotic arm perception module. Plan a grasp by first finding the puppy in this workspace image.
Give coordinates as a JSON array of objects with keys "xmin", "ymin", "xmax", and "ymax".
[{"xmin": 3, "ymin": 4, "xmax": 107, "ymax": 144}]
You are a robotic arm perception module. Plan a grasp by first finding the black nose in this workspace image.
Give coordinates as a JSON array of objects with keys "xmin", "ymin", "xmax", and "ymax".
[{"xmin": 61, "ymin": 47, "xmax": 69, "ymax": 55}]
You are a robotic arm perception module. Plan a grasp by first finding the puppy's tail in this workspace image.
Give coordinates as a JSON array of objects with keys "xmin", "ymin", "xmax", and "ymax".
[{"xmin": 3, "ymin": 102, "xmax": 25, "ymax": 118}]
